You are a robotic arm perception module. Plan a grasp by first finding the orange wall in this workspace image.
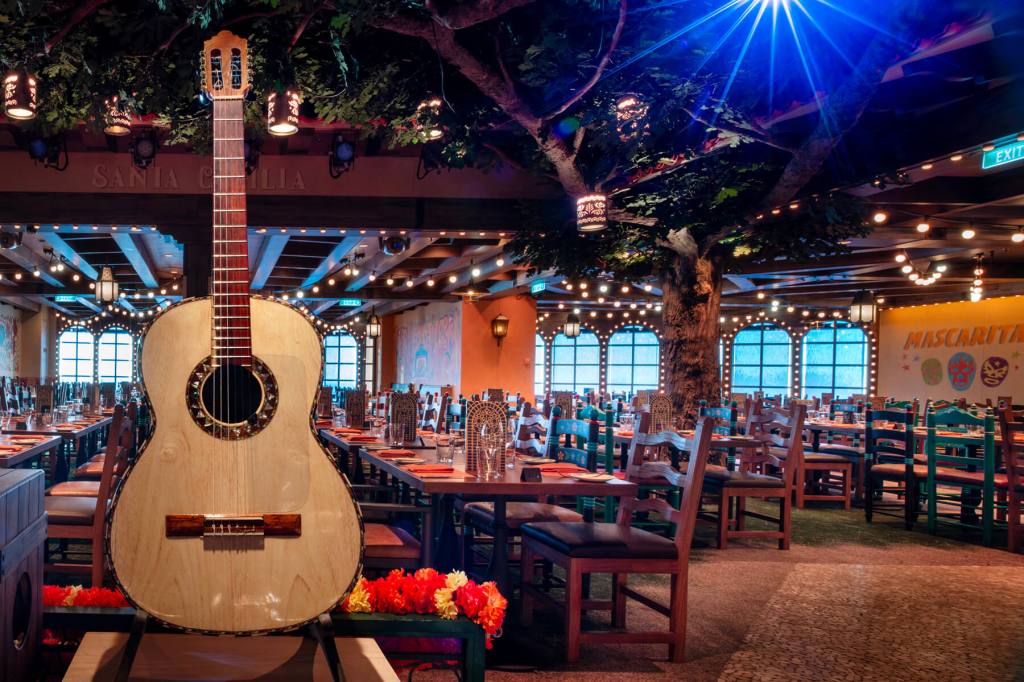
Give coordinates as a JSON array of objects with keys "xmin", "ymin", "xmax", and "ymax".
[{"xmin": 460, "ymin": 296, "xmax": 537, "ymax": 400}]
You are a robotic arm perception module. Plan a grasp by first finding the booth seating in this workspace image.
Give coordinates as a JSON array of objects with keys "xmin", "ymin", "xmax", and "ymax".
[
  {"xmin": 519, "ymin": 416, "xmax": 715, "ymax": 663},
  {"xmin": 43, "ymin": 405, "xmax": 130, "ymax": 586}
]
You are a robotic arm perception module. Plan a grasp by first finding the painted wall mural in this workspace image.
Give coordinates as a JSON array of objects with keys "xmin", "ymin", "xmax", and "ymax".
[
  {"xmin": 0, "ymin": 304, "xmax": 20, "ymax": 376},
  {"xmin": 394, "ymin": 302, "xmax": 461, "ymax": 390},
  {"xmin": 879, "ymin": 296, "xmax": 1024, "ymax": 403}
]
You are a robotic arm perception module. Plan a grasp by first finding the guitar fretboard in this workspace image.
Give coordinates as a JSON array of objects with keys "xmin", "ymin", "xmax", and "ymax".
[{"xmin": 211, "ymin": 98, "xmax": 251, "ymax": 368}]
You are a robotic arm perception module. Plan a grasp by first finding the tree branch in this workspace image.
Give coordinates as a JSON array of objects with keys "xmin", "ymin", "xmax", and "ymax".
[
  {"xmin": 426, "ymin": 0, "xmax": 539, "ymax": 30},
  {"xmin": 157, "ymin": 9, "xmax": 292, "ymax": 54},
  {"xmin": 544, "ymin": 0, "xmax": 627, "ymax": 120},
  {"xmin": 493, "ymin": 36, "xmax": 514, "ymax": 89},
  {"xmin": 44, "ymin": 0, "xmax": 110, "ymax": 54},
  {"xmin": 289, "ymin": 2, "xmax": 330, "ymax": 52},
  {"xmin": 681, "ymin": 105, "xmax": 794, "ymax": 153}
]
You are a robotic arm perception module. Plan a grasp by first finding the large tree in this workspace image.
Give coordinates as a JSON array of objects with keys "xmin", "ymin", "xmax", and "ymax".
[{"xmin": 0, "ymin": 0, "xmax": 979, "ymax": 415}]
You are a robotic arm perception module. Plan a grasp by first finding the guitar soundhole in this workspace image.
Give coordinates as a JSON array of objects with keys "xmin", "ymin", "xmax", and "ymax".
[
  {"xmin": 201, "ymin": 364, "xmax": 263, "ymax": 426},
  {"xmin": 186, "ymin": 356, "xmax": 279, "ymax": 440}
]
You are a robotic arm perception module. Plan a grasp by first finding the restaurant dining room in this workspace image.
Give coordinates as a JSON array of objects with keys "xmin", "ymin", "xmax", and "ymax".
[{"xmin": 0, "ymin": 1, "xmax": 1023, "ymax": 680}]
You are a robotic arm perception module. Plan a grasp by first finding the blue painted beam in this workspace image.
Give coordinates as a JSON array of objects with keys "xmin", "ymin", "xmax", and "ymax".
[
  {"xmin": 250, "ymin": 234, "xmax": 290, "ymax": 290},
  {"xmin": 42, "ymin": 231, "xmax": 99, "ymax": 280},
  {"xmin": 110, "ymin": 233, "xmax": 159, "ymax": 288},
  {"xmin": 301, "ymin": 237, "xmax": 362, "ymax": 289}
]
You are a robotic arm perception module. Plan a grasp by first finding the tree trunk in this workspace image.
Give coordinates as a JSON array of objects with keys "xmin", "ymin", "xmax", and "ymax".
[{"xmin": 660, "ymin": 252, "xmax": 723, "ymax": 425}]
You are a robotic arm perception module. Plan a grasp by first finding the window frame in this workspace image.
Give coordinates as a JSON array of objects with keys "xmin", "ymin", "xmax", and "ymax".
[
  {"xmin": 57, "ymin": 326, "xmax": 96, "ymax": 382},
  {"xmin": 606, "ymin": 325, "xmax": 660, "ymax": 396},
  {"xmin": 800, "ymin": 321, "xmax": 868, "ymax": 399},
  {"xmin": 96, "ymin": 327, "xmax": 135, "ymax": 383},
  {"xmin": 730, "ymin": 322, "xmax": 792, "ymax": 397},
  {"xmin": 550, "ymin": 328, "xmax": 600, "ymax": 395},
  {"xmin": 534, "ymin": 333, "xmax": 546, "ymax": 399},
  {"xmin": 322, "ymin": 331, "xmax": 359, "ymax": 390}
]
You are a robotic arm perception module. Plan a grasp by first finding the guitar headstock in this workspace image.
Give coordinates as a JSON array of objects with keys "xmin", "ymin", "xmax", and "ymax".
[{"xmin": 201, "ymin": 30, "xmax": 248, "ymax": 100}]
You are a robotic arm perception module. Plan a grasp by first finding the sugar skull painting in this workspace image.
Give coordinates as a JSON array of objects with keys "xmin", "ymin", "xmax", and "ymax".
[
  {"xmin": 980, "ymin": 356, "xmax": 1009, "ymax": 388},
  {"xmin": 947, "ymin": 352, "xmax": 976, "ymax": 392}
]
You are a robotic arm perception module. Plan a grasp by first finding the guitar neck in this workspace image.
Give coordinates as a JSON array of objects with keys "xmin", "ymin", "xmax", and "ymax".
[{"xmin": 211, "ymin": 98, "xmax": 251, "ymax": 368}]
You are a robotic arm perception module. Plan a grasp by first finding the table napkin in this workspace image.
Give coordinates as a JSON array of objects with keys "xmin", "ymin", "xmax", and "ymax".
[
  {"xmin": 377, "ymin": 449, "xmax": 417, "ymax": 458},
  {"xmin": 539, "ymin": 463, "xmax": 587, "ymax": 474}
]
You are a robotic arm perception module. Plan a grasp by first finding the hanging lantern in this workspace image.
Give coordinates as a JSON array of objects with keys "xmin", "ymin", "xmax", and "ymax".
[
  {"xmin": 95, "ymin": 267, "xmax": 119, "ymax": 303},
  {"xmin": 103, "ymin": 96, "xmax": 132, "ymax": 136},
  {"xmin": 414, "ymin": 97, "xmax": 443, "ymax": 141},
  {"xmin": 614, "ymin": 93, "xmax": 648, "ymax": 141},
  {"xmin": 3, "ymin": 68, "xmax": 37, "ymax": 121},
  {"xmin": 366, "ymin": 310, "xmax": 382, "ymax": 338},
  {"xmin": 563, "ymin": 312, "xmax": 581, "ymax": 338},
  {"xmin": 848, "ymin": 291, "xmax": 877, "ymax": 325},
  {"xmin": 267, "ymin": 89, "xmax": 300, "ymax": 136},
  {"xmin": 491, "ymin": 313, "xmax": 509, "ymax": 347},
  {"xmin": 576, "ymin": 194, "xmax": 608, "ymax": 233}
]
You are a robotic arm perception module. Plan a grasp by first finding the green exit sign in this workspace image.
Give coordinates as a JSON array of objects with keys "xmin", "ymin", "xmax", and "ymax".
[
  {"xmin": 981, "ymin": 139, "xmax": 1024, "ymax": 170},
  {"xmin": 530, "ymin": 281, "xmax": 546, "ymax": 294},
  {"xmin": 338, "ymin": 298, "xmax": 362, "ymax": 307},
  {"xmin": 54, "ymin": 294, "xmax": 78, "ymax": 302}
]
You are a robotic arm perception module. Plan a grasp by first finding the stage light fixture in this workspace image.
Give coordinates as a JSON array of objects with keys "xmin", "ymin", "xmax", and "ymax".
[
  {"xmin": 130, "ymin": 130, "xmax": 157, "ymax": 170},
  {"xmin": 329, "ymin": 134, "xmax": 355, "ymax": 178}
]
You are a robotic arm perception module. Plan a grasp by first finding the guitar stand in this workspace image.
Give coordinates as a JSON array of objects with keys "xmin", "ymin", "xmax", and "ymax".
[{"xmin": 114, "ymin": 612, "xmax": 345, "ymax": 682}]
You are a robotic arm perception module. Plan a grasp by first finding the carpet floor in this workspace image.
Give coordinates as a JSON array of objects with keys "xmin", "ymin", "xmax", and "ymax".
[{"xmin": 414, "ymin": 502, "xmax": 1024, "ymax": 681}]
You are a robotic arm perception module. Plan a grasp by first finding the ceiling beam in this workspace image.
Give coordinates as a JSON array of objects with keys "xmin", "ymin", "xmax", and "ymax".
[
  {"xmin": 0, "ymin": 296, "xmax": 38, "ymax": 312},
  {"xmin": 301, "ymin": 236, "xmax": 362, "ymax": 288},
  {"xmin": 346, "ymin": 237, "xmax": 434, "ymax": 292},
  {"xmin": 40, "ymin": 231, "xmax": 99, "ymax": 280},
  {"xmin": 250, "ymin": 234, "xmax": 289, "ymax": 290},
  {"xmin": 0, "ymin": 242, "xmax": 62, "ymax": 287},
  {"xmin": 312, "ymin": 299, "xmax": 337, "ymax": 315},
  {"xmin": 110, "ymin": 233, "xmax": 159, "ymax": 288},
  {"xmin": 75, "ymin": 296, "xmax": 102, "ymax": 313}
]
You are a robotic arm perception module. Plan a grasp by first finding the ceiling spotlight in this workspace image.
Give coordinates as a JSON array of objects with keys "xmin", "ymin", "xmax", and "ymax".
[
  {"xmin": 921, "ymin": 163, "xmax": 933, "ymax": 170},
  {"xmin": 982, "ymin": 143, "xmax": 996, "ymax": 152},
  {"xmin": 643, "ymin": 284, "xmax": 652, "ymax": 292},
  {"xmin": 426, "ymin": 279, "xmax": 435, "ymax": 287},
  {"xmin": 368, "ymin": 273, "xmax": 377, "ymax": 282},
  {"xmin": 495, "ymin": 258, "xmax": 505, "ymax": 267},
  {"xmin": 916, "ymin": 221, "xmax": 930, "ymax": 233},
  {"xmin": 961, "ymin": 227, "xmax": 976, "ymax": 239},
  {"xmin": 471, "ymin": 267, "xmax": 481, "ymax": 277},
  {"xmin": 801, "ymin": 310, "xmax": 809, "ymax": 317},
  {"xmin": 935, "ymin": 264, "xmax": 948, "ymax": 273},
  {"xmin": 405, "ymin": 279, "xmax": 414, "ymax": 288},
  {"xmin": 895, "ymin": 253, "xmax": 907, "ymax": 263},
  {"xmin": 786, "ymin": 305, "xmax": 795, "ymax": 313},
  {"xmin": 950, "ymin": 154, "xmax": 963, "ymax": 162},
  {"xmin": 328, "ymin": 278, "xmax": 336, "ymax": 286},
  {"xmin": 1012, "ymin": 230, "xmax": 1024, "ymax": 244},
  {"xmin": 872, "ymin": 211, "xmax": 888, "ymax": 224},
  {"xmin": 385, "ymin": 277, "xmax": 394, "ymax": 286},
  {"xmin": 901, "ymin": 264, "xmax": 913, "ymax": 274},
  {"xmin": 908, "ymin": 272, "xmax": 919, "ymax": 281},
  {"xmin": 448, "ymin": 274, "xmax": 457, "ymax": 284},
  {"xmin": 599, "ymin": 284, "xmax": 609, "ymax": 293},
  {"xmin": 620, "ymin": 285, "xmax": 629, "ymax": 294},
  {"xmin": 756, "ymin": 292, "xmax": 766, "ymax": 300}
]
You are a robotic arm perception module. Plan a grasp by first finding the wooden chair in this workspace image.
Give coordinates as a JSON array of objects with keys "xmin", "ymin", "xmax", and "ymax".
[
  {"xmin": 51, "ymin": 403, "xmax": 137, "ymax": 491},
  {"xmin": 519, "ymin": 416, "xmax": 714, "ymax": 663},
  {"xmin": 43, "ymin": 405, "xmax": 129, "ymax": 586},
  {"xmin": 356, "ymin": 484, "xmax": 434, "ymax": 571},
  {"xmin": 863, "ymin": 404, "xmax": 920, "ymax": 529},
  {"xmin": 924, "ymin": 406, "xmax": 998, "ymax": 545},
  {"xmin": 699, "ymin": 400, "xmax": 738, "ymax": 468},
  {"xmin": 997, "ymin": 407, "xmax": 1024, "ymax": 552},
  {"xmin": 702, "ymin": 404, "xmax": 804, "ymax": 549}
]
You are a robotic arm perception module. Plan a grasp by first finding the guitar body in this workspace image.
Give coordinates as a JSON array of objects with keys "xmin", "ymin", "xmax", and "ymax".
[{"xmin": 108, "ymin": 296, "xmax": 363, "ymax": 633}]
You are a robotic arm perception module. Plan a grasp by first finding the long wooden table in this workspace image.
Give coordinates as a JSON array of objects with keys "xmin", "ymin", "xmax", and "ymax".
[
  {"xmin": 320, "ymin": 428, "xmax": 638, "ymax": 594},
  {"xmin": 2, "ymin": 414, "xmax": 112, "ymax": 482},
  {"xmin": 0, "ymin": 434, "xmax": 63, "ymax": 475}
]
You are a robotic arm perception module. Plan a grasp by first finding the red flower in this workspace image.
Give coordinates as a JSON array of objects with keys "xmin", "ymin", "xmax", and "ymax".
[{"xmin": 454, "ymin": 581, "xmax": 486, "ymax": 619}]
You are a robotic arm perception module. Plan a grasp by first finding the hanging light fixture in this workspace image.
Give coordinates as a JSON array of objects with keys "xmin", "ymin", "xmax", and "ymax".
[
  {"xmin": 849, "ymin": 291, "xmax": 877, "ymax": 325},
  {"xmin": 267, "ymin": 89, "xmax": 300, "ymax": 136},
  {"xmin": 96, "ymin": 267, "xmax": 119, "ymax": 303},
  {"xmin": 3, "ymin": 68, "xmax": 37, "ymax": 121},
  {"xmin": 103, "ymin": 96, "xmax": 132, "ymax": 136},
  {"xmin": 413, "ymin": 97, "xmax": 443, "ymax": 140},
  {"xmin": 491, "ymin": 313, "xmax": 509, "ymax": 347},
  {"xmin": 366, "ymin": 309, "xmax": 382, "ymax": 338},
  {"xmin": 576, "ymin": 194, "xmax": 608, "ymax": 233},
  {"xmin": 614, "ymin": 93, "xmax": 649, "ymax": 141},
  {"xmin": 563, "ymin": 312, "xmax": 581, "ymax": 338}
]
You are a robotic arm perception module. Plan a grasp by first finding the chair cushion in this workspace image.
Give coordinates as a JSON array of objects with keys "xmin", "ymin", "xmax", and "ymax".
[
  {"xmin": 703, "ymin": 464, "xmax": 785, "ymax": 489},
  {"xmin": 803, "ymin": 452, "xmax": 855, "ymax": 465},
  {"xmin": 465, "ymin": 502, "xmax": 583, "ymax": 529},
  {"xmin": 74, "ymin": 460, "xmax": 104, "ymax": 477},
  {"xmin": 47, "ymin": 480, "xmax": 100, "ymax": 497},
  {"xmin": 363, "ymin": 523, "xmax": 421, "ymax": 560},
  {"xmin": 871, "ymin": 463, "xmax": 1013, "ymax": 489},
  {"xmin": 521, "ymin": 521, "xmax": 678, "ymax": 559},
  {"xmin": 813, "ymin": 444, "xmax": 865, "ymax": 457},
  {"xmin": 44, "ymin": 495, "xmax": 97, "ymax": 525}
]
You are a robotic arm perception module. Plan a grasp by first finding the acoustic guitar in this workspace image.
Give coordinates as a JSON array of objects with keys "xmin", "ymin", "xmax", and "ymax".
[{"xmin": 108, "ymin": 31, "xmax": 363, "ymax": 634}]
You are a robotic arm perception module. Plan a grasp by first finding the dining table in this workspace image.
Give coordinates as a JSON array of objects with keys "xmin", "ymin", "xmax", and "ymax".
[
  {"xmin": 319, "ymin": 426, "xmax": 638, "ymax": 594},
  {"xmin": 0, "ymin": 433, "xmax": 63, "ymax": 477},
  {"xmin": 2, "ymin": 413, "xmax": 113, "ymax": 483}
]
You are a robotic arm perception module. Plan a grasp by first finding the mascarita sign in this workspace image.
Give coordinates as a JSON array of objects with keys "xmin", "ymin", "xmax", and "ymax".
[{"xmin": 903, "ymin": 324, "xmax": 1024, "ymax": 350}]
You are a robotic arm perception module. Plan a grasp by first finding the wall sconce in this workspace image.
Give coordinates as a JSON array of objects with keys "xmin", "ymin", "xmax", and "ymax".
[{"xmin": 491, "ymin": 313, "xmax": 509, "ymax": 347}]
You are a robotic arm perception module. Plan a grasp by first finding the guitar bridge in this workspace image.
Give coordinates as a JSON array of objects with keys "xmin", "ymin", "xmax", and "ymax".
[{"xmin": 165, "ymin": 514, "xmax": 301, "ymax": 538}]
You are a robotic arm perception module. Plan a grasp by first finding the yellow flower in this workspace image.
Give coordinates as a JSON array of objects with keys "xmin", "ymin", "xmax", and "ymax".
[
  {"xmin": 63, "ymin": 586, "xmax": 82, "ymax": 607},
  {"xmin": 345, "ymin": 578, "xmax": 372, "ymax": 613},
  {"xmin": 434, "ymin": 588, "xmax": 458, "ymax": 620},
  {"xmin": 445, "ymin": 570, "xmax": 468, "ymax": 590}
]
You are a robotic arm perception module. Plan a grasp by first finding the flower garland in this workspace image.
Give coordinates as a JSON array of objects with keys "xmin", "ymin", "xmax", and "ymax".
[
  {"xmin": 43, "ymin": 585, "xmax": 129, "ymax": 608},
  {"xmin": 340, "ymin": 569, "xmax": 507, "ymax": 648}
]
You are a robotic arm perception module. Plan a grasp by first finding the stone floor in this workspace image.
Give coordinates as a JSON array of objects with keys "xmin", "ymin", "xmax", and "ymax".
[{"xmin": 416, "ymin": 502, "xmax": 1024, "ymax": 681}]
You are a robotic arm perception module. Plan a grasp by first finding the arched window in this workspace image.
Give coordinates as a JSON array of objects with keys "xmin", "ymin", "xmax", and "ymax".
[
  {"xmin": 551, "ymin": 329, "xmax": 599, "ymax": 394},
  {"xmin": 323, "ymin": 332, "xmax": 358, "ymax": 389},
  {"xmin": 58, "ymin": 326, "xmax": 95, "ymax": 382},
  {"xmin": 534, "ymin": 334, "xmax": 546, "ymax": 399},
  {"xmin": 97, "ymin": 327, "xmax": 134, "ymax": 382},
  {"xmin": 731, "ymin": 323, "xmax": 792, "ymax": 397},
  {"xmin": 801, "ymin": 321, "xmax": 868, "ymax": 399},
  {"xmin": 607, "ymin": 325, "xmax": 659, "ymax": 396}
]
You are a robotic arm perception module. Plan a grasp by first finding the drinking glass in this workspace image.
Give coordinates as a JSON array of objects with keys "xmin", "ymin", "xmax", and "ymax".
[
  {"xmin": 620, "ymin": 413, "xmax": 634, "ymax": 431},
  {"xmin": 435, "ymin": 435, "xmax": 453, "ymax": 465}
]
